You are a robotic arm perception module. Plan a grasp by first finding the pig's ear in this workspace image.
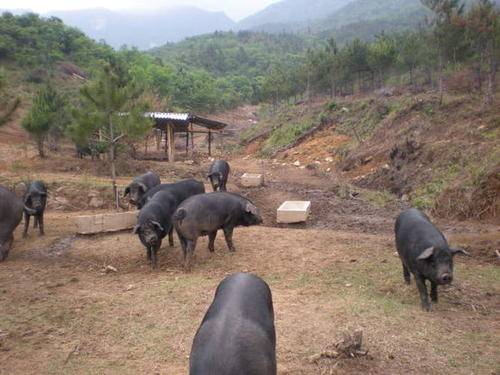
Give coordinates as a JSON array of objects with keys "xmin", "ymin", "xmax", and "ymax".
[
  {"xmin": 450, "ymin": 248, "xmax": 469, "ymax": 256},
  {"xmin": 137, "ymin": 183, "xmax": 147, "ymax": 193},
  {"xmin": 132, "ymin": 225, "xmax": 140, "ymax": 234},
  {"xmin": 124, "ymin": 186, "xmax": 130, "ymax": 197},
  {"xmin": 23, "ymin": 193, "xmax": 32, "ymax": 205},
  {"xmin": 417, "ymin": 247, "xmax": 435, "ymax": 260},
  {"xmin": 245, "ymin": 203, "xmax": 259, "ymax": 216},
  {"xmin": 151, "ymin": 221, "xmax": 165, "ymax": 232}
]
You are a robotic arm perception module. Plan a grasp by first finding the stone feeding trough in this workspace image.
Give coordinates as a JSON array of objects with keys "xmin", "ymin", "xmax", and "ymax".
[
  {"xmin": 74, "ymin": 211, "xmax": 138, "ymax": 235},
  {"xmin": 241, "ymin": 173, "xmax": 264, "ymax": 187},
  {"xmin": 277, "ymin": 201, "xmax": 311, "ymax": 224}
]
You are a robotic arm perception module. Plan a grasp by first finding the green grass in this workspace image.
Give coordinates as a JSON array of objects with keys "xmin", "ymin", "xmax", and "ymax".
[
  {"xmin": 411, "ymin": 162, "xmax": 462, "ymax": 210},
  {"xmin": 361, "ymin": 189, "xmax": 396, "ymax": 208},
  {"xmin": 261, "ymin": 118, "xmax": 316, "ymax": 155}
]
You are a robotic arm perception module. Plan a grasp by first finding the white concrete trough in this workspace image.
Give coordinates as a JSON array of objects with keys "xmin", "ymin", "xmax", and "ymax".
[
  {"xmin": 241, "ymin": 173, "xmax": 264, "ymax": 187},
  {"xmin": 75, "ymin": 211, "xmax": 138, "ymax": 235},
  {"xmin": 277, "ymin": 201, "xmax": 311, "ymax": 224}
]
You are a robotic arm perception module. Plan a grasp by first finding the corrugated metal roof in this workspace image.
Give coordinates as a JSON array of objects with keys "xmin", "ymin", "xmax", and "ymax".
[{"xmin": 145, "ymin": 112, "xmax": 190, "ymax": 121}]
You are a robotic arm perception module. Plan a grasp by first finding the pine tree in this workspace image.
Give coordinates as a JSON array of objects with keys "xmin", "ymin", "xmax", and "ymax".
[
  {"xmin": 69, "ymin": 61, "xmax": 153, "ymax": 208},
  {"xmin": 0, "ymin": 68, "xmax": 20, "ymax": 127},
  {"xmin": 466, "ymin": 0, "xmax": 499, "ymax": 105},
  {"xmin": 22, "ymin": 84, "xmax": 66, "ymax": 158}
]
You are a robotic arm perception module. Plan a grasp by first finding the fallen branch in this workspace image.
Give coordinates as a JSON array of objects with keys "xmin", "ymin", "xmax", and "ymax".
[{"xmin": 309, "ymin": 329, "xmax": 368, "ymax": 365}]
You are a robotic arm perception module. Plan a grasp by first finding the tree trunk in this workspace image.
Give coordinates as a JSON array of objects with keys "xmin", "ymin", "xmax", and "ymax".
[
  {"xmin": 36, "ymin": 137, "xmax": 45, "ymax": 158},
  {"xmin": 438, "ymin": 52, "xmax": 444, "ymax": 105},
  {"xmin": 108, "ymin": 115, "xmax": 119, "ymax": 210},
  {"xmin": 485, "ymin": 42, "xmax": 496, "ymax": 106},
  {"xmin": 306, "ymin": 70, "xmax": 311, "ymax": 104}
]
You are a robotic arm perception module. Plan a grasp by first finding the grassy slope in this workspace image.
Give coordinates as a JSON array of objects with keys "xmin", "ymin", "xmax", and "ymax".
[{"xmin": 242, "ymin": 90, "xmax": 500, "ymax": 222}]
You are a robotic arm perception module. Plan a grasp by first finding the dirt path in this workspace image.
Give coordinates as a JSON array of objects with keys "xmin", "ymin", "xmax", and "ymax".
[
  {"xmin": 0, "ymin": 210, "xmax": 498, "ymax": 375},
  {"xmin": 0, "ymin": 116, "xmax": 499, "ymax": 374}
]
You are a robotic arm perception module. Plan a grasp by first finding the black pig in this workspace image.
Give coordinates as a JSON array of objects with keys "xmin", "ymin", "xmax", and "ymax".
[
  {"xmin": 23, "ymin": 180, "xmax": 47, "ymax": 237},
  {"xmin": 395, "ymin": 208, "xmax": 468, "ymax": 311},
  {"xmin": 124, "ymin": 171, "xmax": 161, "ymax": 206},
  {"xmin": 190, "ymin": 273, "xmax": 276, "ymax": 375},
  {"xmin": 133, "ymin": 191, "xmax": 177, "ymax": 268},
  {"xmin": 0, "ymin": 185, "xmax": 33, "ymax": 261},
  {"xmin": 137, "ymin": 179, "xmax": 205, "ymax": 209},
  {"xmin": 207, "ymin": 160, "xmax": 230, "ymax": 192},
  {"xmin": 173, "ymin": 192, "xmax": 262, "ymax": 270}
]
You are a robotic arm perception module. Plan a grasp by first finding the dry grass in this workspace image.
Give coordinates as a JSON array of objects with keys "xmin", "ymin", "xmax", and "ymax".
[{"xmin": 0, "ymin": 219, "xmax": 498, "ymax": 375}]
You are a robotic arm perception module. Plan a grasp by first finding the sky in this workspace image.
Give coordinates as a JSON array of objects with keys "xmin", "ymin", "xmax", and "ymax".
[{"xmin": 0, "ymin": 0, "xmax": 281, "ymax": 20}]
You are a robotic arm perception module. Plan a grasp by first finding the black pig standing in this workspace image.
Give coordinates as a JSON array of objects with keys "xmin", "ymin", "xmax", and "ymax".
[
  {"xmin": 133, "ymin": 191, "xmax": 177, "ymax": 268},
  {"xmin": 0, "ymin": 185, "xmax": 34, "ymax": 261},
  {"xmin": 395, "ymin": 208, "xmax": 468, "ymax": 311},
  {"xmin": 23, "ymin": 180, "xmax": 48, "ymax": 237},
  {"xmin": 124, "ymin": 171, "xmax": 161, "ymax": 207},
  {"xmin": 137, "ymin": 179, "xmax": 205, "ymax": 209},
  {"xmin": 174, "ymin": 192, "xmax": 262, "ymax": 271},
  {"xmin": 190, "ymin": 273, "xmax": 276, "ymax": 375},
  {"xmin": 207, "ymin": 160, "xmax": 230, "ymax": 192}
]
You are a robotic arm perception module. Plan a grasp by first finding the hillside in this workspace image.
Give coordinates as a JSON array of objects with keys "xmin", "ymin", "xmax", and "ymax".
[
  {"xmin": 314, "ymin": 0, "xmax": 431, "ymax": 42},
  {"xmin": 150, "ymin": 31, "xmax": 310, "ymax": 78},
  {"xmin": 240, "ymin": 89, "xmax": 499, "ymax": 223},
  {"xmin": 237, "ymin": 0, "xmax": 352, "ymax": 30}
]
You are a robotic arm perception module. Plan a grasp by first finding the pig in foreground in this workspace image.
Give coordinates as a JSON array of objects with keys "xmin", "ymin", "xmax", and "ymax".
[
  {"xmin": 137, "ymin": 179, "xmax": 205, "ymax": 209},
  {"xmin": 133, "ymin": 191, "xmax": 177, "ymax": 268},
  {"xmin": 23, "ymin": 180, "xmax": 47, "ymax": 237},
  {"xmin": 190, "ymin": 273, "xmax": 276, "ymax": 375},
  {"xmin": 207, "ymin": 160, "xmax": 230, "ymax": 191},
  {"xmin": 395, "ymin": 208, "xmax": 468, "ymax": 311},
  {"xmin": 124, "ymin": 171, "xmax": 161, "ymax": 206},
  {"xmin": 0, "ymin": 185, "xmax": 33, "ymax": 261},
  {"xmin": 173, "ymin": 192, "xmax": 262, "ymax": 270}
]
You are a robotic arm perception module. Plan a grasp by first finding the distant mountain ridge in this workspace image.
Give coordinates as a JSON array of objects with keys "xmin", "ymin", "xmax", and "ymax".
[
  {"xmin": 1, "ymin": 6, "xmax": 235, "ymax": 50},
  {"xmin": 237, "ymin": 0, "xmax": 353, "ymax": 30},
  {"xmin": 49, "ymin": 7, "xmax": 235, "ymax": 49}
]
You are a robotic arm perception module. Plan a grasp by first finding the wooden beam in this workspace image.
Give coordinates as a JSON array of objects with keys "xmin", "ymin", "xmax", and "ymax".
[
  {"xmin": 208, "ymin": 130, "xmax": 212, "ymax": 156},
  {"xmin": 167, "ymin": 122, "xmax": 175, "ymax": 162},
  {"xmin": 190, "ymin": 123, "xmax": 194, "ymax": 150},
  {"xmin": 166, "ymin": 131, "xmax": 168, "ymax": 160}
]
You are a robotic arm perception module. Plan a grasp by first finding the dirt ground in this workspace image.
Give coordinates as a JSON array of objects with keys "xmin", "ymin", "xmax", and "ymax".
[{"xmin": 0, "ymin": 120, "xmax": 499, "ymax": 374}]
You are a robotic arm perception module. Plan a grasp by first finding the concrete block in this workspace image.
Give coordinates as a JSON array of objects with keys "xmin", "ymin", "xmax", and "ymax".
[
  {"xmin": 277, "ymin": 201, "xmax": 311, "ymax": 224},
  {"xmin": 241, "ymin": 173, "xmax": 264, "ymax": 187},
  {"xmin": 75, "ymin": 211, "xmax": 138, "ymax": 234}
]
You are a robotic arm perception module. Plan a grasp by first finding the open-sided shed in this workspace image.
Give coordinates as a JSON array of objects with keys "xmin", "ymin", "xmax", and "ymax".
[{"xmin": 146, "ymin": 112, "xmax": 228, "ymax": 161}]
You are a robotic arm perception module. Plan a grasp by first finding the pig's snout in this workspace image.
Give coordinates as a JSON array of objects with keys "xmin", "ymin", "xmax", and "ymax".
[{"xmin": 439, "ymin": 273, "xmax": 452, "ymax": 285}]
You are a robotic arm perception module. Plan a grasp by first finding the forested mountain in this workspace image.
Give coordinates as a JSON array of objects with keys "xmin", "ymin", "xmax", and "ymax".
[
  {"xmin": 237, "ymin": 0, "xmax": 353, "ymax": 30},
  {"xmin": 49, "ymin": 7, "xmax": 235, "ymax": 50},
  {"xmin": 150, "ymin": 31, "xmax": 311, "ymax": 78}
]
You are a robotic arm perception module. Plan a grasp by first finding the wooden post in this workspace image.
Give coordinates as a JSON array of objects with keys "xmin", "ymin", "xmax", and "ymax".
[
  {"xmin": 185, "ymin": 128, "xmax": 189, "ymax": 157},
  {"xmin": 164, "ymin": 128, "xmax": 168, "ymax": 160},
  {"xmin": 208, "ymin": 130, "xmax": 212, "ymax": 156},
  {"xmin": 190, "ymin": 123, "xmax": 194, "ymax": 150},
  {"xmin": 167, "ymin": 123, "xmax": 175, "ymax": 162},
  {"xmin": 156, "ymin": 129, "xmax": 161, "ymax": 151}
]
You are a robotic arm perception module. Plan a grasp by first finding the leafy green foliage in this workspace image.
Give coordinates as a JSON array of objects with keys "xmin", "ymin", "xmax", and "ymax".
[
  {"xmin": 69, "ymin": 61, "xmax": 152, "ymax": 148},
  {"xmin": 22, "ymin": 84, "xmax": 68, "ymax": 157}
]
